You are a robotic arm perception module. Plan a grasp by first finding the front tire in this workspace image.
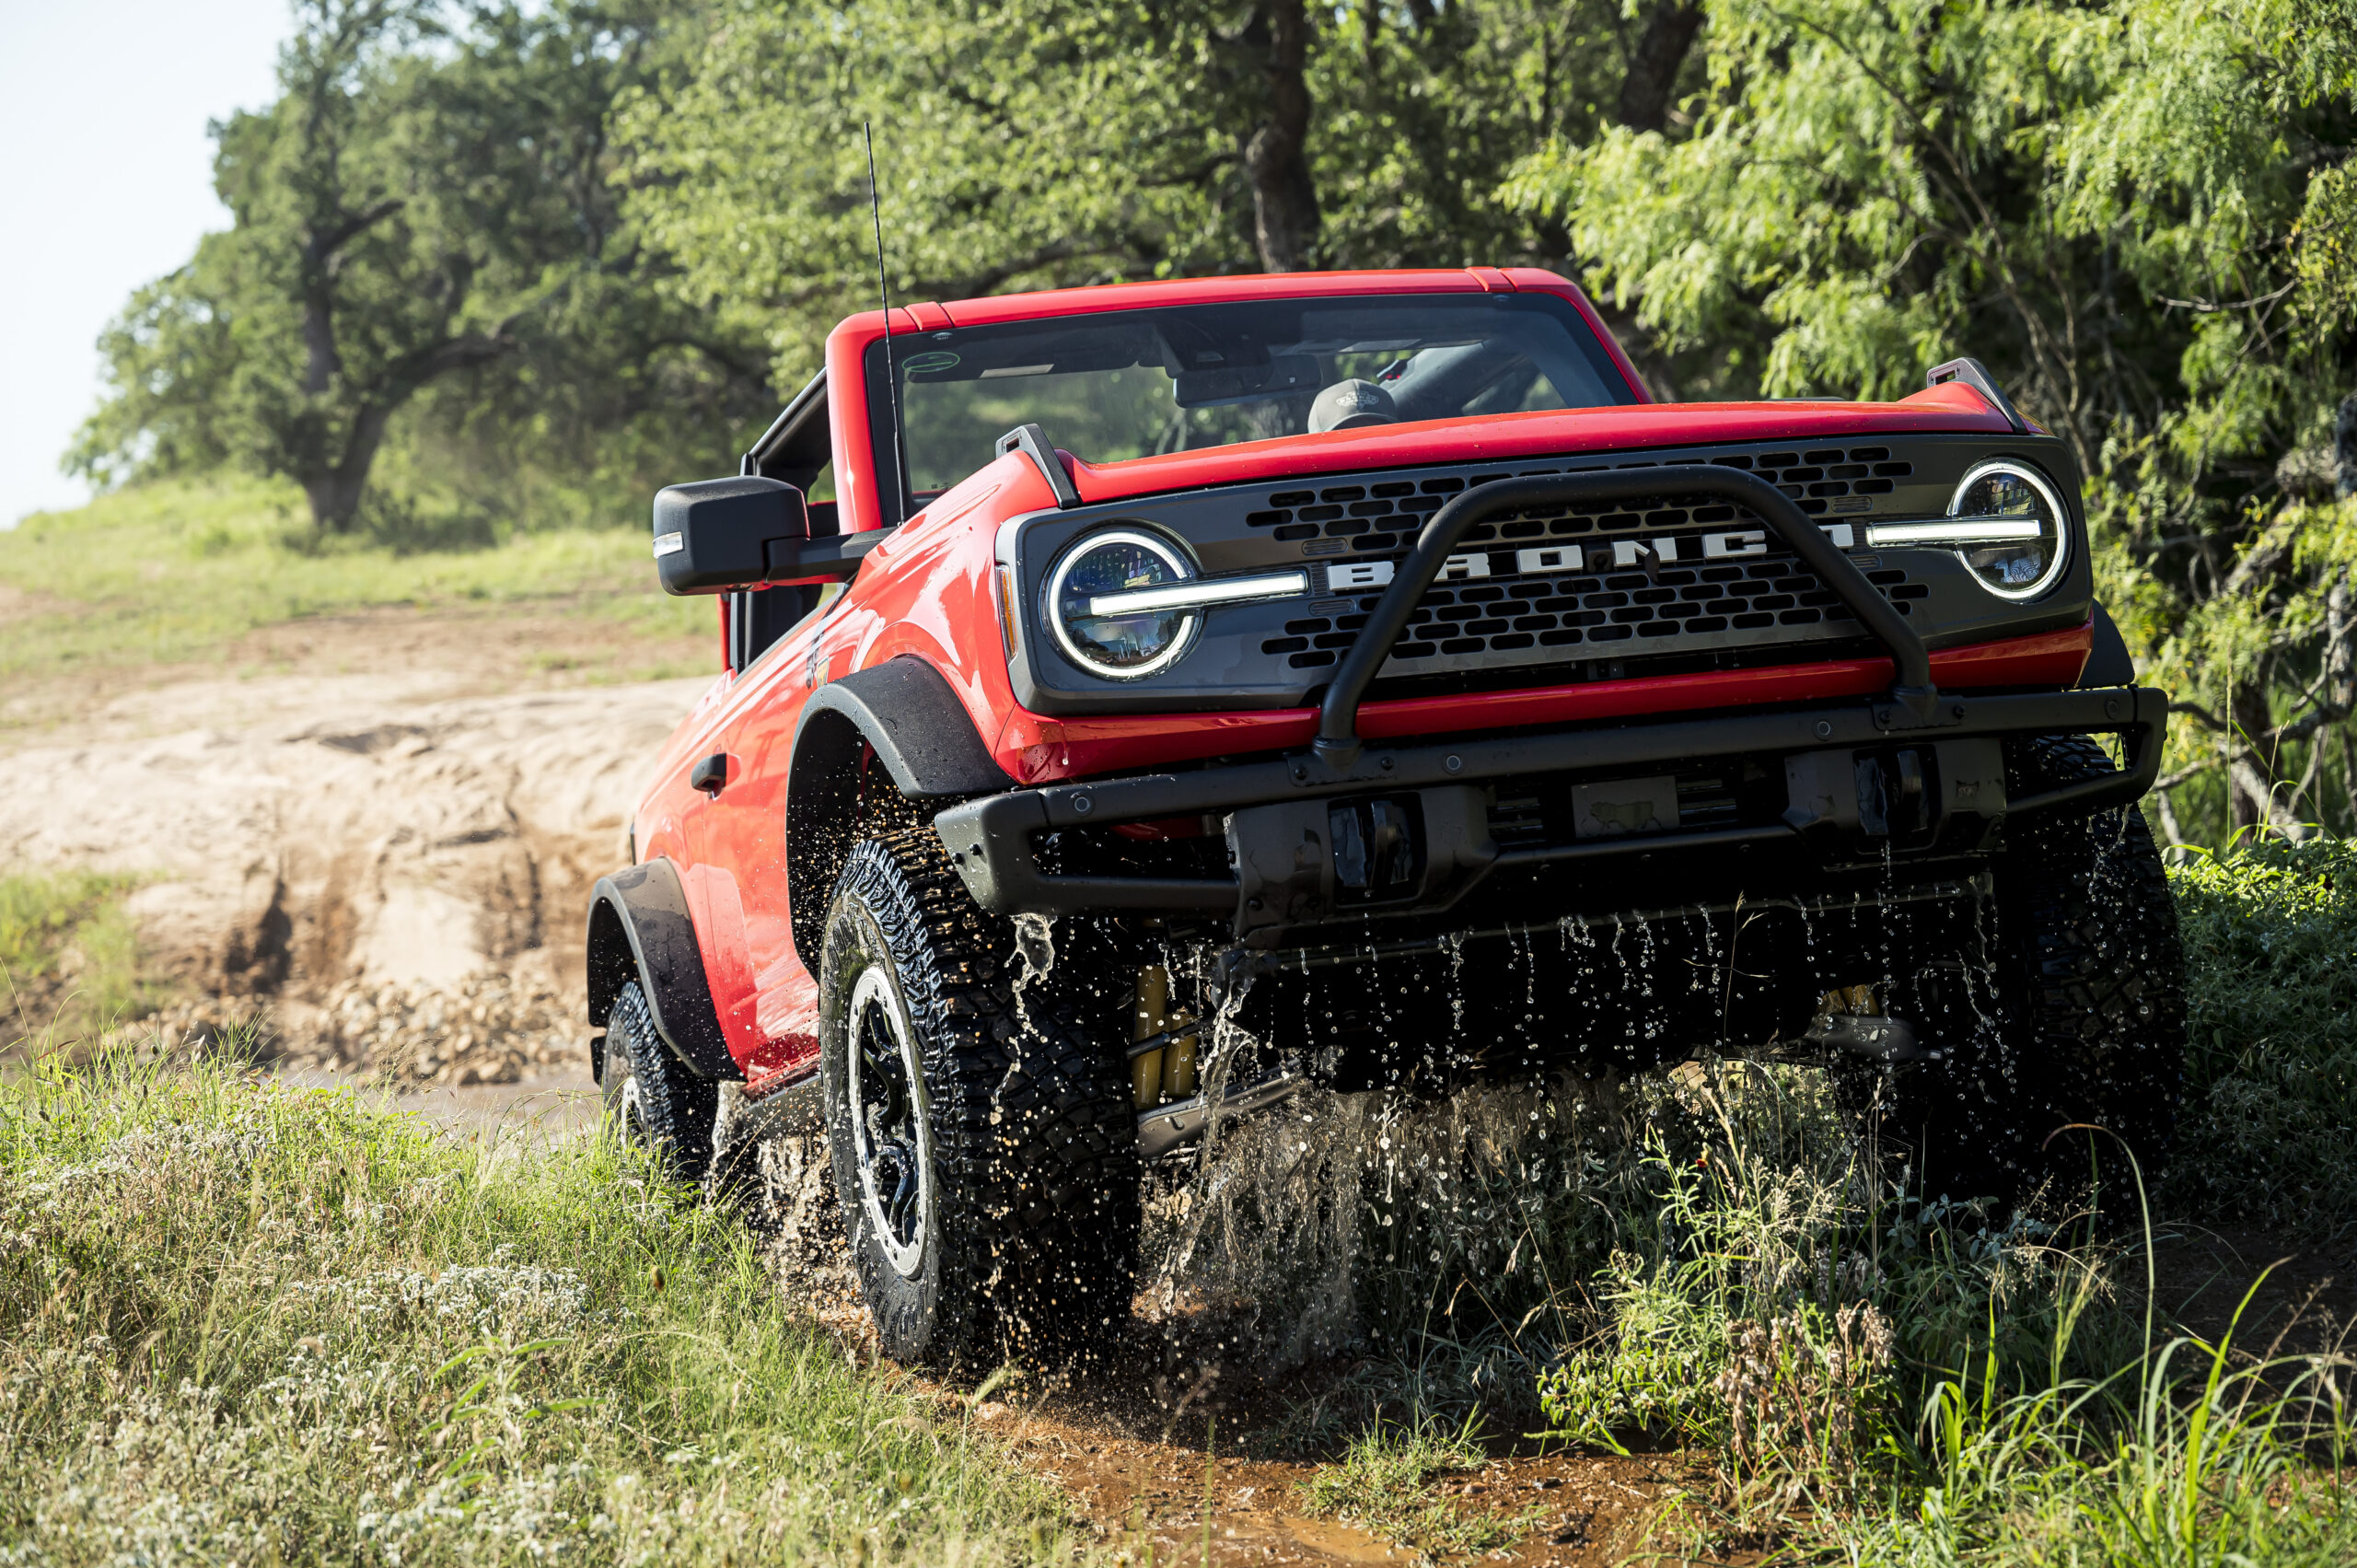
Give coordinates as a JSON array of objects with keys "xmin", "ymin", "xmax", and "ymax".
[
  {"xmin": 819, "ymin": 827, "xmax": 1139, "ymax": 1365},
  {"xmin": 601, "ymin": 979, "xmax": 718, "ymax": 1183},
  {"xmin": 1861, "ymin": 735, "xmax": 2187, "ymax": 1210}
]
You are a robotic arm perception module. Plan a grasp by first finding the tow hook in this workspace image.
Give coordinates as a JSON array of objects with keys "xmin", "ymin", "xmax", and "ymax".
[{"xmin": 1137, "ymin": 1070, "xmax": 1308, "ymax": 1159}]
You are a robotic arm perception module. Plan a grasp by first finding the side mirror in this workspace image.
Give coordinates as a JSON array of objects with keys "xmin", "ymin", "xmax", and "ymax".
[
  {"xmin": 652, "ymin": 476, "xmax": 888, "ymax": 595},
  {"xmin": 653, "ymin": 477, "xmax": 808, "ymax": 595}
]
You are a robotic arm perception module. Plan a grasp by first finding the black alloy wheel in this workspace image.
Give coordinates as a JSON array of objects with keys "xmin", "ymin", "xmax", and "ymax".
[
  {"xmin": 819, "ymin": 827, "xmax": 1139, "ymax": 1366},
  {"xmin": 843, "ymin": 959, "xmax": 935, "ymax": 1279}
]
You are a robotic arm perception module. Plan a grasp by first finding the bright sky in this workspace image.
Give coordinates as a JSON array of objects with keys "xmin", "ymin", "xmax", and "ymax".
[{"xmin": 0, "ymin": 0, "xmax": 294, "ymax": 524}]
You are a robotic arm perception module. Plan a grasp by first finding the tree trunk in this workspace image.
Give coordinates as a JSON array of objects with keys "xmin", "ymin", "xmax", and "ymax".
[
  {"xmin": 1246, "ymin": 0, "xmax": 1319, "ymax": 273},
  {"xmin": 1617, "ymin": 0, "xmax": 1705, "ymax": 133}
]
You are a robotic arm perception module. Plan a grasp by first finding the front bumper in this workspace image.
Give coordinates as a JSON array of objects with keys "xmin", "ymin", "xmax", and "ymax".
[{"xmin": 934, "ymin": 685, "xmax": 2165, "ymax": 939}]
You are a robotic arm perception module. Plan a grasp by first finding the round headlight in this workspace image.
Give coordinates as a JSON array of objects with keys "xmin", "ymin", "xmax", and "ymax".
[
  {"xmin": 1947, "ymin": 460, "xmax": 2069, "ymax": 599},
  {"xmin": 1046, "ymin": 528, "xmax": 1199, "ymax": 679}
]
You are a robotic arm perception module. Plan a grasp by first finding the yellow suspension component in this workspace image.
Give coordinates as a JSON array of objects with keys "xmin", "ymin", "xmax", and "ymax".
[
  {"xmin": 1132, "ymin": 966, "xmax": 1169, "ymax": 1110},
  {"xmin": 1130, "ymin": 965, "xmax": 1203, "ymax": 1109}
]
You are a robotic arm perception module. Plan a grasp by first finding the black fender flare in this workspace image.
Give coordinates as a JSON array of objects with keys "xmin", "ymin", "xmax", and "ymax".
[
  {"xmin": 784, "ymin": 656, "xmax": 1014, "ymax": 962},
  {"xmin": 585, "ymin": 857, "xmax": 741, "ymax": 1083},
  {"xmin": 2077, "ymin": 600, "xmax": 2136, "ymax": 689}
]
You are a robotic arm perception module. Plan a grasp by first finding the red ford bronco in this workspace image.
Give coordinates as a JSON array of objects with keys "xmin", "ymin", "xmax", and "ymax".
[{"xmin": 586, "ymin": 268, "xmax": 2183, "ymax": 1364}]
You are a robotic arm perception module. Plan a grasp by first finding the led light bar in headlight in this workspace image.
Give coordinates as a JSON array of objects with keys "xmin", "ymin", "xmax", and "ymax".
[
  {"xmin": 1864, "ymin": 518, "xmax": 2044, "ymax": 547},
  {"xmin": 1087, "ymin": 570, "xmax": 1309, "ymax": 618},
  {"xmin": 1863, "ymin": 459, "xmax": 2070, "ymax": 600}
]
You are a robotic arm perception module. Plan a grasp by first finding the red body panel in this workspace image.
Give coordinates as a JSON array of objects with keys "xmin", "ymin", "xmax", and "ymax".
[{"xmin": 636, "ymin": 269, "xmax": 2054, "ymax": 1080}]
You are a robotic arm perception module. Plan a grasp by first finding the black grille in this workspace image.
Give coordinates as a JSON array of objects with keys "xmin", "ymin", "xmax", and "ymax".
[{"xmin": 1248, "ymin": 447, "xmax": 1929, "ymax": 675}]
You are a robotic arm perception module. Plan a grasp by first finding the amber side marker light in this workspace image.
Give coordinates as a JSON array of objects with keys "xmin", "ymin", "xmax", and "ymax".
[{"xmin": 994, "ymin": 563, "xmax": 1024, "ymax": 661}]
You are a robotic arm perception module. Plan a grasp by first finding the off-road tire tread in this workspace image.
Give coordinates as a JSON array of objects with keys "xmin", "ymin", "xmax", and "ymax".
[
  {"xmin": 1869, "ymin": 735, "xmax": 2186, "ymax": 1206},
  {"xmin": 607, "ymin": 979, "xmax": 718, "ymax": 1183},
  {"xmin": 824, "ymin": 827, "xmax": 1139, "ymax": 1365}
]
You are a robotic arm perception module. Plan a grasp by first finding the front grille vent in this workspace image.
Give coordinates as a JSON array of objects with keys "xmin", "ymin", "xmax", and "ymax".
[
  {"xmin": 1255, "ymin": 453, "xmax": 1932, "ymax": 672},
  {"xmin": 1243, "ymin": 446, "xmax": 1913, "ymax": 552}
]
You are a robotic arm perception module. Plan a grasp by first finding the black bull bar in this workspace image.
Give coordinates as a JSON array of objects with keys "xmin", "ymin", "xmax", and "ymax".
[{"xmin": 936, "ymin": 467, "xmax": 2165, "ymax": 922}]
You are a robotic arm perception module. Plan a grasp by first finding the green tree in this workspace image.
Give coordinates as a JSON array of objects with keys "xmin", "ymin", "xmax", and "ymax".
[
  {"xmin": 1505, "ymin": 0, "xmax": 2357, "ymax": 843},
  {"xmin": 74, "ymin": 0, "xmax": 762, "ymax": 532},
  {"xmin": 618, "ymin": 0, "xmax": 1713, "ymax": 389}
]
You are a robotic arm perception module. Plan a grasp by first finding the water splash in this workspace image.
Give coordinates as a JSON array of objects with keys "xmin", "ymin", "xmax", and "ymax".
[{"xmin": 1138, "ymin": 1071, "xmax": 1638, "ymax": 1379}]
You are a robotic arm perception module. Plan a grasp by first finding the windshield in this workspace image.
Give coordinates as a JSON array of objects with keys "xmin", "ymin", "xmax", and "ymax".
[{"xmin": 863, "ymin": 292, "xmax": 1632, "ymax": 508}]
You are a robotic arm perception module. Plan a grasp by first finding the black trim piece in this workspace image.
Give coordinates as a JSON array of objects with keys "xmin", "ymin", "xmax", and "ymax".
[
  {"xmin": 997, "ymin": 423, "xmax": 1082, "ymax": 509},
  {"xmin": 2079, "ymin": 600, "xmax": 2135, "ymax": 688},
  {"xmin": 934, "ymin": 685, "xmax": 2169, "ymax": 918},
  {"xmin": 1315, "ymin": 465, "xmax": 1936, "ymax": 769},
  {"xmin": 764, "ymin": 529, "xmax": 887, "ymax": 582},
  {"xmin": 743, "ymin": 369, "xmax": 831, "ymax": 481},
  {"xmin": 1925, "ymin": 357, "xmax": 2029, "ymax": 434},
  {"xmin": 1494, "ymin": 822, "xmax": 1797, "ymax": 868},
  {"xmin": 795, "ymin": 656, "xmax": 1016, "ymax": 799},
  {"xmin": 585, "ymin": 859, "xmax": 741, "ymax": 1081}
]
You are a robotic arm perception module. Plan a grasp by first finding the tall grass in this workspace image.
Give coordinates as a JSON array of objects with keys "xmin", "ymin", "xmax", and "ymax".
[
  {"xmin": 1520, "ymin": 1063, "xmax": 2356, "ymax": 1559},
  {"xmin": 0, "ymin": 868, "xmax": 148, "ymax": 1044},
  {"xmin": 0, "ymin": 1049, "xmax": 1065, "ymax": 1565}
]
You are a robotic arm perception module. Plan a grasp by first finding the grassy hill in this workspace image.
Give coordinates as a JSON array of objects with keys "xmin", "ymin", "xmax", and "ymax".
[{"xmin": 0, "ymin": 477, "xmax": 708, "ymax": 685}]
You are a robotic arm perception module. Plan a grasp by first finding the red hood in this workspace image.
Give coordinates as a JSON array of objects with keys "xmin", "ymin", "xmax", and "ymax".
[{"xmin": 1062, "ymin": 382, "xmax": 2016, "ymax": 506}]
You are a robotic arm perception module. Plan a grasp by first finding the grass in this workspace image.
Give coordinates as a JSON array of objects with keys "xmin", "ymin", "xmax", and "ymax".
[
  {"xmin": 1293, "ymin": 1416, "xmax": 1544, "ymax": 1555},
  {"xmin": 1513, "ymin": 1064, "xmax": 2357, "ymax": 1562},
  {"xmin": 0, "ymin": 475, "xmax": 707, "ymax": 681},
  {"xmin": 0, "ymin": 1047, "xmax": 1071, "ymax": 1565},
  {"xmin": 0, "ymin": 867, "xmax": 150, "ymax": 1043}
]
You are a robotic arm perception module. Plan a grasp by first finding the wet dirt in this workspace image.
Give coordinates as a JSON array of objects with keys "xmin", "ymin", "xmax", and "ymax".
[{"xmin": 958, "ymin": 1401, "xmax": 1685, "ymax": 1566}]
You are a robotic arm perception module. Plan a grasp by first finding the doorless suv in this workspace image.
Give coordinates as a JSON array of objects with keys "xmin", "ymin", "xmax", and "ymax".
[{"xmin": 586, "ymin": 268, "xmax": 2183, "ymax": 1364}]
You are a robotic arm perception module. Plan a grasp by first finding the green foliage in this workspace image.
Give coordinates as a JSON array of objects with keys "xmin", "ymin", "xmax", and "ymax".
[
  {"xmin": 0, "ymin": 477, "xmax": 706, "ymax": 685},
  {"xmin": 0, "ymin": 1050, "xmax": 1066, "ymax": 1563},
  {"xmin": 2165, "ymin": 837, "xmax": 2357, "ymax": 1232},
  {"xmin": 1531, "ymin": 1073, "xmax": 2121, "ymax": 1481},
  {"xmin": 616, "ymin": 0, "xmax": 1685, "ymax": 387},
  {"xmin": 1522, "ymin": 1063, "xmax": 2357, "ymax": 1561},
  {"xmin": 0, "ymin": 869, "xmax": 148, "ymax": 1043},
  {"xmin": 72, "ymin": 0, "xmax": 771, "ymax": 534},
  {"xmin": 1507, "ymin": 0, "xmax": 2357, "ymax": 845},
  {"xmin": 1295, "ymin": 1416, "xmax": 1542, "ymax": 1555}
]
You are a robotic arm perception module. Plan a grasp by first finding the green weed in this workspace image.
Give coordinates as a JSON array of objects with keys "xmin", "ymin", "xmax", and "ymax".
[
  {"xmin": 2167, "ymin": 837, "xmax": 2357, "ymax": 1235},
  {"xmin": 1294, "ymin": 1416, "xmax": 1542, "ymax": 1557},
  {"xmin": 0, "ymin": 1047, "xmax": 1067, "ymax": 1565},
  {"xmin": 0, "ymin": 867, "xmax": 150, "ymax": 1043}
]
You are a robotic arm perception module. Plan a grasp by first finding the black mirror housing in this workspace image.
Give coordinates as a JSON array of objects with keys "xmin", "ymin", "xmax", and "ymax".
[{"xmin": 652, "ymin": 476, "xmax": 810, "ymax": 595}]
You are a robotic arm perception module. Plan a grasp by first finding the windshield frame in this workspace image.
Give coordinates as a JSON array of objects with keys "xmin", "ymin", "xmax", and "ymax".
[{"xmin": 860, "ymin": 289, "xmax": 1640, "ymax": 521}]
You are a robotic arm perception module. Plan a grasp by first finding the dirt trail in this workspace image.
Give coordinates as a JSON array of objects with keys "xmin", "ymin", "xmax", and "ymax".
[{"xmin": 0, "ymin": 606, "xmax": 707, "ymax": 1072}]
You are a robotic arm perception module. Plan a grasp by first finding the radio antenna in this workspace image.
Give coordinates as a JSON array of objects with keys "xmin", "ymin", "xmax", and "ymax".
[{"xmin": 865, "ymin": 122, "xmax": 907, "ymax": 525}]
